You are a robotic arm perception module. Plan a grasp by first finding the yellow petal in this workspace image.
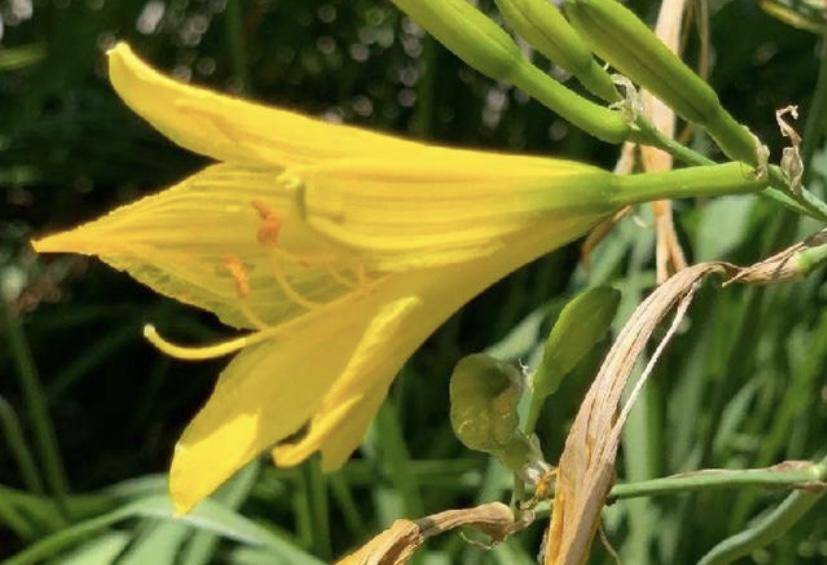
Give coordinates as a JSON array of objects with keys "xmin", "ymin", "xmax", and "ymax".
[
  {"xmin": 300, "ymin": 155, "xmax": 613, "ymax": 270},
  {"xmin": 274, "ymin": 296, "xmax": 425, "ymax": 469},
  {"xmin": 168, "ymin": 314, "xmax": 356, "ymax": 514},
  {"xmin": 33, "ymin": 164, "xmax": 367, "ymax": 330},
  {"xmin": 107, "ymin": 43, "xmax": 428, "ymax": 168},
  {"xmin": 273, "ymin": 218, "xmax": 610, "ymax": 470},
  {"xmin": 169, "ymin": 283, "xmax": 427, "ymax": 513}
]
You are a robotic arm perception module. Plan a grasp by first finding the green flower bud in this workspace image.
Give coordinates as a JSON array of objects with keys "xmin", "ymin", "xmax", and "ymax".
[
  {"xmin": 564, "ymin": 0, "xmax": 758, "ymax": 164},
  {"xmin": 494, "ymin": 0, "xmax": 619, "ymax": 101},
  {"xmin": 450, "ymin": 354, "xmax": 524, "ymax": 454},
  {"xmin": 449, "ymin": 353, "xmax": 549, "ymax": 481},
  {"xmin": 390, "ymin": 0, "xmax": 630, "ymax": 143}
]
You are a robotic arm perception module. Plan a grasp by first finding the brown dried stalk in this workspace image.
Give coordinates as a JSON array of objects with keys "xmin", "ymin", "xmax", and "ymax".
[
  {"xmin": 544, "ymin": 262, "xmax": 729, "ymax": 564},
  {"xmin": 642, "ymin": 0, "xmax": 690, "ymax": 283}
]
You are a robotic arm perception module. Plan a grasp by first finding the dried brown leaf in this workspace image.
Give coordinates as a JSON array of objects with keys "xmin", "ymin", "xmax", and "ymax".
[
  {"xmin": 725, "ymin": 228, "xmax": 827, "ymax": 285},
  {"xmin": 544, "ymin": 263, "xmax": 733, "ymax": 565},
  {"xmin": 337, "ymin": 502, "xmax": 530, "ymax": 565}
]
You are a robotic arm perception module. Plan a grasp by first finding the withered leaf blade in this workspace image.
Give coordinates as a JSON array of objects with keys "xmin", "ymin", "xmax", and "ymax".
[
  {"xmin": 545, "ymin": 263, "xmax": 730, "ymax": 565},
  {"xmin": 338, "ymin": 502, "xmax": 529, "ymax": 565}
]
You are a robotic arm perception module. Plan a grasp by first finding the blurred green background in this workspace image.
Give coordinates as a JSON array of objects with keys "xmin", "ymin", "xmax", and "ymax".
[{"xmin": 1, "ymin": 0, "xmax": 826, "ymax": 563}]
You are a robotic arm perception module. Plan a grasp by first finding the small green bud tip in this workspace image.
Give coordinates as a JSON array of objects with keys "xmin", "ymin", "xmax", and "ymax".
[
  {"xmin": 494, "ymin": 0, "xmax": 619, "ymax": 102},
  {"xmin": 564, "ymin": 0, "xmax": 758, "ymax": 163},
  {"xmin": 391, "ymin": 0, "xmax": 630, "ymax": 143},
  {"xmin": 392, "ymin": 0, "xmax": 523, "ymax": 83}
]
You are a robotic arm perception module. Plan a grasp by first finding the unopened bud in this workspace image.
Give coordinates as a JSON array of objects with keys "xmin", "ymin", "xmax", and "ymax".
[
  {"xmin": 564, "ymin": 0, "xmax": 758, "ymax": 164},
  {"xmin": 495, "ymin": 0, "xmax": 619, "ymax": 101},
  {"xmin": 391, "ymin": 0, "xmax": 630, "ymax": 143}
]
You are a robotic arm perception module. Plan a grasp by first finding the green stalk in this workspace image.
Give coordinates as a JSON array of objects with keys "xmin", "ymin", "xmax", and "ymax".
[
  {"xmin": 328, "ymin": 472, "xmax": 368, "ymax": 541},
  {"xmin": 1, "ymin": 301, "xmax": 70, "ymax": 517},
  {"xmin": 531, "ymin": 459, "xmax": 827, "ymax": 521},
  {"xmin": 225, "ymin": 0, "xmax": 250, "ymax": 92},
  {"xmin": 512, "ymin": 58, "xmax": 629, "ymax": 142},
  {"xmin": 0, "ymin": 395, "xmax": 45, "ymax": 494},
  {"xmin": 301, "ymin": 456, "xmax": 331, "ymax": 561},
  {"xmin": 0, "ymin": 489, "xmax": 35, "ymax": 542},
  {"xmin": 803, "ymin": 33, "xmax": 827, "ymax": 184},
  {"xmin": 635, "ymin": 117, "xmax": 827, "ymax": 220},
  {"xmin": 613, "ymin": 163, "xmax": 767, "ymax": 206},
  {"xmin": 697, "ymin": 453, "xmax": 827, "ymax": 565}
]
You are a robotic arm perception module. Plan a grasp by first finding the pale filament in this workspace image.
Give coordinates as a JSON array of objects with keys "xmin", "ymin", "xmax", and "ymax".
[
  {"xmin": 223, "ymin": 256, "xmax": 271, "ymax": 330},
  {"xmin": 142, "ymin": 199, "xmax": 376, "ymax": 362},
  {"xmin": 143, "ymin": 324, "xmax": 275, "ymax": 361},
  {"xmin": 251, "ymin": 199, "xmax": 370, "ymax": 309}
]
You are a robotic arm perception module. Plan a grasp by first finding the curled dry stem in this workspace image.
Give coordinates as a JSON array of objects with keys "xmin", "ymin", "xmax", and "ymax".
[{"xmin": 336, "ymin": 502, "xmax": 534, "ymax": 564}]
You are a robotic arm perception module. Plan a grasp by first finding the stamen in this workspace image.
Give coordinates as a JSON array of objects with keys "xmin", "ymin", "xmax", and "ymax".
[
  {"xmin": 143, "ymin": 324, "xmax": 253, "ymax": 361},
  {"xmin": 223, "ymin": 256, "xmax": 250, "ymax": 297},
  {"xmin": 268, "ymin": 254, "xmax": 324, "ymax": 310},
  {"xmin": 249, "ymin": 200, "xmax": 374, "ymax": 306},
  {"xmin": 251, "ymin": 200, "xmax": 282, "ymax": 246},
  {"xmin": 222, "ymin": 256, "xmax": 270, "ymax": 331},
  {"xmin": 324, "ymin": 263, "xmax": 359, "ymax": 288}
]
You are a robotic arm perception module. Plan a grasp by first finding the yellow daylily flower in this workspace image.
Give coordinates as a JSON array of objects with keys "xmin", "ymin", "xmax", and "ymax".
[{"xmin": 31, "ymin": 43, "xmax": 710, "ymax": 514}]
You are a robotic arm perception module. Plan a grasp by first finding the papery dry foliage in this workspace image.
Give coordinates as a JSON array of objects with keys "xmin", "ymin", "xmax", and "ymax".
[
  {"xmin": 543, "ymin": 262, "xmax": 725, "ymax": 564},
  {"xmin": 336, "ymin": 502, "xmax": 531, "ymax": 565}
]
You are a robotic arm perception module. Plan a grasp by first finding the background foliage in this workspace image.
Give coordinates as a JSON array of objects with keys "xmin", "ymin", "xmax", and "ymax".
[{"xmin": 1, "ymin": 0, "xmax": 826, "ymax": 563}]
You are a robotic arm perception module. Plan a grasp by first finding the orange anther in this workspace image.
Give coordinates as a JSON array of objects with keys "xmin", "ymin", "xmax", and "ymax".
[
  {"xmin": 251, "ymin": 200, "xmax": 272, "ymax": 220},
  {"xmin": 251, "ymin": 200, "xmax": 282, "ymax": 247},
  {"xmin": 223, "ymin": 256, "xmax": 251, "ymax": 298}
]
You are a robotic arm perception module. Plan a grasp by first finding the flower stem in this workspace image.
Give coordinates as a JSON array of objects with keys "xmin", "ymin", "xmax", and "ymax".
[
  {"xmin": 225, "ymin": 0, "xmax": 250, "ymax": 92},
  {"xmin": 696, "ymin": 453, "xmax": 827, "ymax": 565},
  {"xmin": 533, "ymin": 458, "xmax": 826, "ymax": 519},
  {"xmin": 301, "ymin": 456, "xmax": 332, "ymax": 561},
  {"xmin": 803, "ymin": 33, "xmax": 827, "ymax": 184},
  {"xmin": 635, "ymin": 116, "xmax": 827, "ymax": 221},
  {"xmin": 1, "ymin": 300, "xmax": 70, "ymax": 519},
  {"xmin": 0, "ymin": 395, "xmax": 45, "ymax": 495},
  {"xmin": 613, "ymin": 162, "xmax": 766, "ymax": 206}
]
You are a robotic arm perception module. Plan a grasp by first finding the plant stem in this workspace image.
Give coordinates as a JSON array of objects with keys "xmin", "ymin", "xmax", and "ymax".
[
  {"xmin": 1, "ymin": 301, "xmax": 70, "ymax": 518},
  {"xmin": 533, "ymin": 459, "xmax": 826, "ymax": 521},
  {"xmin": 696, "ymin": 453, "xmax": 827, "ymax": 565},
  {"xmin": 0, "ymin": 488, "xmax": 35, "ymax": 542},
  {"xmin": 302, "ymin": 456, "xmax": 332, "ymax": 561},
  {"xmin": 636, "ymin": 116, "xmax": 827, "ymax": 221},
  {"xmin": 0, "ymin": 395, "xmax": 45, "ymax": 494},
  {"xmin": 768, "ymin": 165, "xmax": 827, "ymax": 221},
  {"xmin": 803, "ymin": 33, "xmax": 827, "ymax": 184},
  {"xmin": 225, "ymin": 0, "xmax": 250, "ymax": 92},
  {"xmin": 634, "ymin": 116, "xmax": 713, "ymax": 167},
  {"xmin": 609, "ymin": 463, "xmax": 824, "ymax": 501},
  {"xmin": 329, "ymin": 471, "xmax": 368, "ymax": 541},
  {"xmin": 613, "ymin": 162, "xmax": 766, "ymax": 206}
]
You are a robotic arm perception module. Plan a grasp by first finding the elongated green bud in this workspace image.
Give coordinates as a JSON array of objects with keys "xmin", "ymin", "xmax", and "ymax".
[
  {"xmin": 494, "ymin": 0, "xmax": 619, "ymax": 102},
  {"xmin": 390, "ymin": 0, "xmax": 630, "ymax": 143},
  {"xmin": 564, "ymin": 0, "xmax": 758, "ymax": 164}
]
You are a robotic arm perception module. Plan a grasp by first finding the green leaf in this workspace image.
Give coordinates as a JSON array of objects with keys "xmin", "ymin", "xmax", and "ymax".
[
  {"xmin": 527, "ymin": 286, "xmax": 620, "ymax": 431},
  {"xmin": 179, "ymin": 461, "xmax": 261, "ymax": 565},
  {"xmin": 54, "ymin": 531, "xmax": 132, "ymax": 565},
  {"xmin": 5, "ymin": 494, "xmax": 322, "ymax": 565}
]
